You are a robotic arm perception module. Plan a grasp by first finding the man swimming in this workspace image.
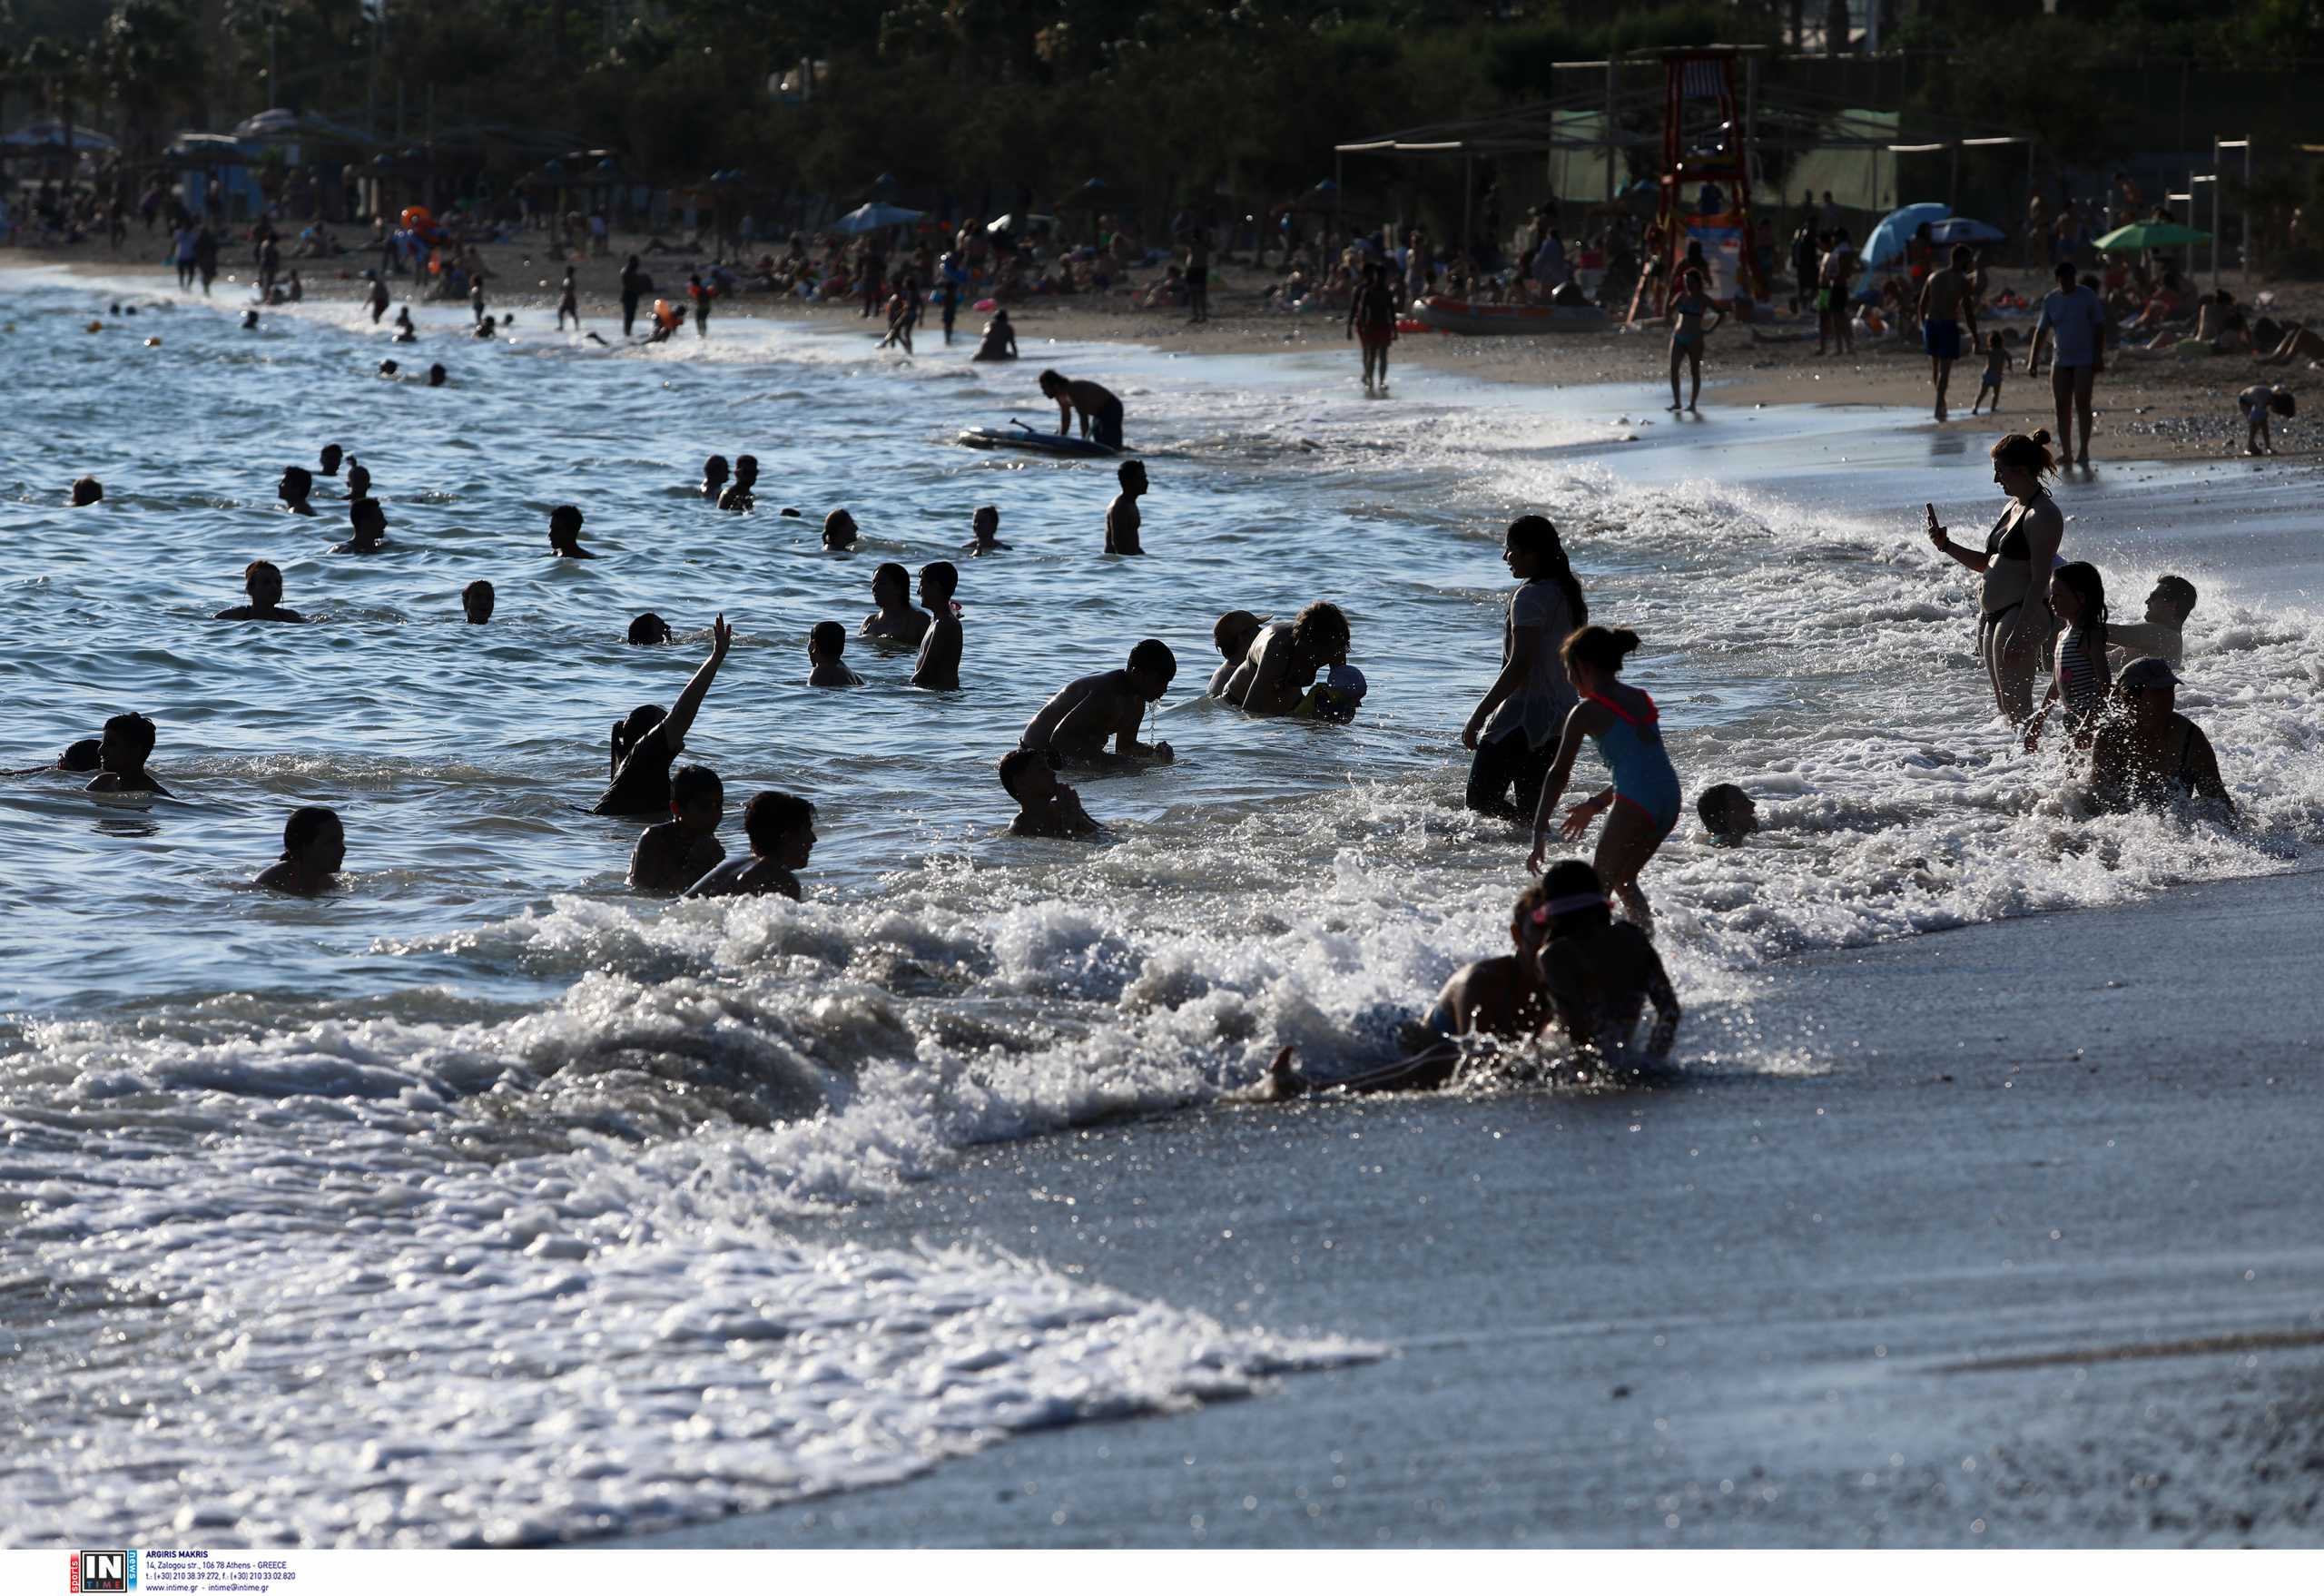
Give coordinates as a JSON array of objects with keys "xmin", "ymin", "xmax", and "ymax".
[
  {"xmin": 462, "ymin": 579, "xmax": 495, "ymax": 624},
  {"xmin": 718, "ymin": 455, "xmax": 758, "ymax": 512},
  {"xmin": 700, "ymin": 455, "xmax": 730, "ymax": 501},
  {"xmin": 214, "ymin": 559, "xmax": 305, "ymax": 623},
  {"xmin": 332, "ymin": 498, "xmax": 389, "ymax": 554},
  {"xmin": 962, "ymin": 506, "xmax": 1009, "ymax": 556},
  {"xmin": 547, "ymin": 504, "xmax": 595, "ymax": 558},
  {"xmin": 319, "ymin": 443, "xmax": 343, "ymax": 478},
  {"xmin": 1018, "ymin": 641, "xmax": 1177, "ymax": 766},
  {"xmin": 627, "ymin": 764, "xmax": 725, "ymax": 894},
  {"xmin": 593, "ymin": 615, "xmax": 733, "ymax": 816},
  {"xmin": 85, "ymin": 713, "xmax": 170, "ymax": 796},
  {"xmin": 861, "ymin": 563, "xmax": 929, "ymax": 645},
  {"xmin": 1000, "ymin": 748, "xmax": 1101, "ymax": 838},
  {"xmin": 911, "ymin": 563, "xmax": 963, "ymax": 689},
  {"xmin": 253, "ymin": 805, "xmax": 345, "ymax": 895},
  {"xmin": 1206, "ymin": 610, "xmax": 1266, "ymax": 696},
  {"xmin": 277, "ymin": 465, "xmax": 316, "ymax": 516},
  {"xmin": 685, "ymin": 791, "xmax": 815, "ymax": 901},
  {"xmin": 1105, "ymin": 460, "xmax": 1147, "ymax": 555},
  {"xmin": 1039, "ymin": 368, "xmax": 1125, "ymax": 449},
  {"xmin": 427, "ymin": 363, "xmax": 448, "ymax": 387},
  {"xmin": 822, "ymin": 508, "xmax": 859, "ymax": 550},
  {"xmin": 71, "ymin": 477, "xmax": 103, "ymax": 507},
  {"xmin": 972, "ymin": 310, "xmax": 1018, "ymax": 361},
  {"xmin": 1222, "ymin": 601, "xmax": 1352, "ymax": 716},
  {"xmin": 627, "ymin": 613, "xmax": 673, "ymax": 645}
]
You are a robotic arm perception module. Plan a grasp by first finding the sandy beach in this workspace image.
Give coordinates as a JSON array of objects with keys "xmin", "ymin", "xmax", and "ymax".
[{"xmin": 23, "ymin": 233, "xmax": 2320, "ymax": 466}]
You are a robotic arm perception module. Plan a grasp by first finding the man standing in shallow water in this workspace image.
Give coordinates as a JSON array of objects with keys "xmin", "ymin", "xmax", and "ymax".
[{"xmin": 1105, "ymin": 461, "xmax": 1147, "ymax": 555}]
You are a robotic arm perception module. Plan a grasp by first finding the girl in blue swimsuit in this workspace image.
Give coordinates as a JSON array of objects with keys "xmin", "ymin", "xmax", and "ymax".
[{"xmin": 1527, "ymin": 626, "xmax": 1684, "ymax": 930}]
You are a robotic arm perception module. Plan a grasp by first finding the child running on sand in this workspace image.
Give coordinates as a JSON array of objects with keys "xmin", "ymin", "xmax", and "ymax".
[
  {"xmin": 807, "ymin": 622, "xmax": 863, "ymax": 686},
  {"xmin": 1000, "ymin": 748, "xmax": 1101, "ymax": 838},
  {"xmin": 253, "ymin": 806, "xmax": 345, "ymax": 895},
  {"xmin": 1970, "ymin": 330, "xmax": 2009, "ymax": 416},
  {"xmin": 1527, "ymin": 626, "xmax": 1682, "ymax": 929},
  {"xmin": 685, "ymin": 791, "xmax": 814, "ymax": 900},
  {"xmin": 626, "ymin": 764, "xmax": 724, "ymax": 894}
]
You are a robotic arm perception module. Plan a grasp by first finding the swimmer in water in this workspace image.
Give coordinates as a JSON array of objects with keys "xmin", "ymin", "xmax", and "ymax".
[
  {"xmin": 71, "ymin": 477, "xmax": 103, "ymax": 507},
  {"xmin": 822, "ymin": 508, "xmax": 859, "ymax": 550},
  {"xmin": 55, "ymin": 738, "xmax": 104, "ymax": 773},
  {"xmin": 1525, "ymin": 626, "xmax": 1683, "ymax": 930},
  {"xmin": 2104, "ymin": 574, "xmax": 2195, "ymax": 674},
  {"xmin": 253, "ymin": 805, "xmax": 346, "ymax": 895},
  {"xmin": 701, "ymin": 455, "xmax": 730, "ymax": 501},
  {"xmin": 592, "ymin": 614, "xmax": 733, "ymax": 816},
  {"xmin": 473, "ymin": 315, "xmax": 497, "ymax": 340},
  {"xmin": 1206, "ymin": 610, "xmax": 1266, "ymax": 696},
  {"xmin": 1695, "ymin": 783, "xmax": 1758, "ymax": 844},
  {"xmin": 241, "ymin": 310, "xmax": 260, "ymax": 330},
  {"xmin": 427, "ymin": 363, "xmax": 447, "ymax": 387},
  {"xmin": 1000, "ymin": 747, "xmax": 1101, "ymax": 838},
  {"xmin": 1105, "ymin": 460, "xmax": 1147, "ymax": 556},
  {"xmin": 378, "ymin": 360, "xmax": 399, "ymax": 377},
  {"xmin": 718, "ymin": 455, "xmax": 757, "ymax": 512},
  {"xmin": 393, "ymin": 307, "xmax": 416, "ymax": 342},
  {"xmin": 962, "ymin": 505, "xmax": 1009, "ymax": 556},
  {"xmin": 332, "ymin": 498, "xmax": 389, "ymax": 554},
  {"xmin": 319, "ymin": 443, "xmax": 343, "ymax": 478},
  {"xmin": 462, "ymin": 579, "xmax": 494, "ymax": 624},
  {"xmin": 1018, "ymin": 640, "xmax": 1176, "ymax": 766},
  {"xmin": 2085, "ymin": 657, "xmax": 2236, "ymax": 819},
  {"xmin": 807, "ymin": 621, "xmax": 863, "ymax": 686},
  {"xmin": 344, "ymin": 461, "xmax": 371, "ymax": 500},
  {"xmin": 684, "ymin": 790, "xmax": 815, "ymax": 901},
  {"xmin": 1222, "ymin": 602, "xmax": 1352, "ymax": 716},
  {"xmin": 547, "ymin": 504, "xmax": 594, "ymax": 558},
  {"xmin": 277, "ymin": 465, "xmax": 316, "ymax": 516},
  {"xmin": 627, "ymin": 612, "xmax": 673, "ymax": 645},
  {"xmin": 1531, "ymin": 858, "xmax": 1681, "ymax": 1060},
  {"xmin": 1261, "ymin": 876, "xmax": 1570, "ymax": 1098},
  {"xmin": 972, "ymin": 310, "xmax": 1018, "ymax": 361},
  {"xmin": 85, "ymin": 713, "xmax": 170, "ymax": 796},
  {"xmin": 911, "ymin": 563, "xmax": 963, "ymax": 690},
  {"xmin": 214, "ymin": 559, "xmax": 305, "ymax": 622},
  {"xmin": 861, "ymin": 562, "xmax": 930, "ymax": 645},
  {"xmin": 627, "ymin": 763, "xmax": 725, "ymax": 894}
]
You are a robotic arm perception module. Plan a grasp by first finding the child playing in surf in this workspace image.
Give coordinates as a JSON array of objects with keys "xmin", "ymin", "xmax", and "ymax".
[
  {"xmin": 253, "ymin": 805, "xmax": 345, "ymax": 895},
  {"xmin": 1667, "ymin": 267, "xmax": 1722, "ymax": 413},
  {"xmin": 861, "ymin": 563, "xmax": 930, "ymax": 645},
  {"xmin": 807, "ymin": 622, "xmax": 863, "ymax": 686},
  {"xmin": 1018, "ymin": 640, "xmax": 1176, "ymax": 766},
  {"xmin": 592, "ymin": 615, "xmax": 733, "ymax": 816},
  {"xmin": 626, "ymin": 764, "xmax": 724, "ymax": 894},
  {"xmin": 1105, "ymin": 460, "xmax": 1147, "ymax": 556},
  {"xmin": 1000, "ymin": 747, "xmax": 1101, "ymax": 838},
  {"xmin": 1970, "ymin": 330, "xmax": 2009, "ymax": 416},
  {"xmin": 1207, "ymin": 610, "xmax": 1266, "ymax": 696},
  {"xmin": 911, "ymin": 563, "xmax": 962, "ymax": 689},
  {"xmin": 685, "ymin": 791, "xmax": 815, "ymax": 901},
  {"xmin": 1526, "ymin": 626, "xmax": 1683, "ymax": 930},
  {"xmin": 556, "ymin": 267, "xmax": 579, "ymax": 331},
  {"xmin": 1696, "ymin": 783, "xmax": 1758, "ymax": 844}
]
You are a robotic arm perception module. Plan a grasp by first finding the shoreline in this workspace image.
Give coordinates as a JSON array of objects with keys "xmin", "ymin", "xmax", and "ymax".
[{"xmin": 15, "ymin": 241, "xmax": 2318, "ymax": 467}]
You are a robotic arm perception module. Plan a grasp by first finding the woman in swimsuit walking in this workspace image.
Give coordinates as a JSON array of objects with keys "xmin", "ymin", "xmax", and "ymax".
[
  {"xmin": 1926, "ymin": 429, "xmax": 2064, "ymax": 728},
  {"xmin": 1526, "ymin": 626, "xmax": 1685, "ymax": 929},
  {"xmin": 1667, "ymin": 267, "xmax": 1724, "ymax": 412}
]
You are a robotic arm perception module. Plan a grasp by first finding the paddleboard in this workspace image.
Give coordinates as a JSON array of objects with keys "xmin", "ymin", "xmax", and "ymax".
[{"xmin": 956, "ymin": 423, "xmax": 1119, "ymax": 458}]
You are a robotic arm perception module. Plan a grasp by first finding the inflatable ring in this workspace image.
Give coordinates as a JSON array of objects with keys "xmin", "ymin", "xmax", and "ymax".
[
  {"xmin": 654, "ymin": 299, "xmax": 683, "ymax": 330},
  {"xmin": 399, "ymin": 206, "xmax": 434, "ymax": 231}
]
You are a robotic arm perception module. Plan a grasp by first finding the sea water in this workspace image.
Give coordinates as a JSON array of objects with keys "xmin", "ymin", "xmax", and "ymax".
[{"xmin": 1, "ymin": 267, "xmax": 2316, "ymax": 1545}]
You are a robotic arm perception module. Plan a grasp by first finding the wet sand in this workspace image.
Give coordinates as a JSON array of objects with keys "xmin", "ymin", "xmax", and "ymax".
[{"xmin": 621, "ymin": 866, "xmax": 2324, "ymax": 1548}]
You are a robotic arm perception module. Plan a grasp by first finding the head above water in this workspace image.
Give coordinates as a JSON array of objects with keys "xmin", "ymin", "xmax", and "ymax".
[
  {"xmin": 1289, "ymin": 601, "xmax": 1351, "ymax": 666},
  {"xmin": 427, "ymin": 363, "xmax": 447, "ymax": 387},
  {"xmin": 872, "ymin": 561, "xmax": 911, "ymax": 606},
  {"xmin": 2150, "ymin": 574, "xmax": 2197, "ymax": 625},
  {"xmin": 58, "ymin": 737, "xmax": 103, "ymax": 772},
  {"xmin": 1126, "ymin": 638, "xmax": 1177, "ymax": 697},
  {"xmin": 734, "ymin": 454, "xmax": 759, "ymax": 487},
  {"xmin": 461, "ymin": 578, "xmax": 494, "ymax": 623},
  {"xmin": 997, "ymin": 745, "xmax": 1062, "ymax": 803},
  {"xmin": 1696, "ymin": 782, "xmax": 1759, "ymax": 842},
  {"xmin": 823, "ymin": 508, "xmax": 859, "ymax": 549},
  {"xmin": 810, "ymin": 620, "xmax": 846, "ymax": 658},
  {"xmin": 1213, "ymin": 608, "xmax": 1266, "ymax": 661},
  {"xmin": 378, "ymin": 359, "xmax": 399, "ymax": 377},
  {"xmin": 346, "ymin": 461, "xmax": 372, "ymax": 498},
  {"xmin": 71, "ymin": 476, "xmax": 103, "ymax": 507},
  {"xmin": 920, "ymin": 560, "xmax": 959, "ymax": 604},
  {"xmin": 282, "ymin": 804, "xmax": 346, "ymax": 872},
  {"xmin": 626, "ymin": 612, "xmax": 673, "ymax": 646},
  {"xmin": 319, "ymin": 443, "xmax": 343, "ymax": 475},
  {"xmin": 703, "ymin": 454, "xmax": 730, "ymax": 486},
  {"xmin": 1118, "ymin": 459, "xmax": 1147, "ymax": 492},
  {"xmin": 350, "ymin": 498, "xmax": 386, "ymax": 537},
  {"xmin": 670, "ymin": 763, "xmax": 723, "ymax": 823},
  {"xmin": 279, "ymin": 465, "xmax": 312, "ymax": 504},
  {"xmin": 244, "ymin": 559, "xmax": 284, "ymax": 606},
  {"xmin": 101, "ymin": 712, "xmax": 156, "ymax": 771},
  {"xmin": 548, "ymin": 505, "xmax": 586, "ymax": 547},
  {"xmin": 1536, "ymin": 858, "xmax": 1613, "ymax": 937},
  {"xmin": 743, "ymin": 790, "xmax": 816, "ymax": 864},
  {"xmin": 971, "ymin": 506, "xmax": 1000, "ymax": 540}
]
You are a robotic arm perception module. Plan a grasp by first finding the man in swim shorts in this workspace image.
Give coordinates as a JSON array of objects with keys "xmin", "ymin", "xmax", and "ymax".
[
  {"xmin": 1019, "ymin": 640, "xmax": 1177, "ymax": 767},
  {"xmin": 1039, "ymin": 369, "xmax": 1124, "ymax": 449},
  {"xmin": 1917, "ymin": 245, "xmax": 1980, "ymax": 423}
]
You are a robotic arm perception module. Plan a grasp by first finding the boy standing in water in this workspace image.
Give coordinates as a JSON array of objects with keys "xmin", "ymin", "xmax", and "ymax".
[
  {"xmin": 686, "ymin": 792, "xmax": 815, "ymax": 900},
  {"xmin": 627, "ymin": 764, "xmax": 725, "ymax": 894},
  {"xmin": 807, "ymin": 622, "xmax": 863, "ymax": 686},
  {"xmin": 277, "ymin": 466, "xmax": 316, "ymax": 516},
  {"xmin": 254, "ymin": 806, "xmax": 345, "ymax": 895},
  {"xmin": 1000, "ymin": 748, "xmax": 1101, "ymax": 838},
  {"xmin": 86, "ymin": 713, "xmax": 170, "ymax": 795},
  {"xmin": 718, "ymin": 455, "xmax": 757, "ymax": 511},
  {"xmin": 1019, "ymin": 640, "xmax": 1177, "ymax": 766},
  {"xmin": 911, "ymin": 563, "xmax": 963, "ymax": 689},
  {"xmin": 1105, "ymin": 460, "xmax": 1147, "ymax": 556}
]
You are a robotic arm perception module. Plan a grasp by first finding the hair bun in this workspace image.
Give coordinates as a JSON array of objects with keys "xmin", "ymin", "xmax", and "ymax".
[
  {"xmin": 1612, "ymin": 627, "xmax": 1641, "ymax": 657},
  {"xmin": 2032, "ymin": 428, "xmax": 2052, "ymax": 446}
]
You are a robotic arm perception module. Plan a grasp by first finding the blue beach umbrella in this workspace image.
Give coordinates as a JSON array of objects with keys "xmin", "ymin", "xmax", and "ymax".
[
  {"xmin": 1927, "ymin": 217, "xmax": 2005, "ymax": 248},
  {"xmin": 1863, "ymin": 202, "xmax": 1948, "ymax": 270}
]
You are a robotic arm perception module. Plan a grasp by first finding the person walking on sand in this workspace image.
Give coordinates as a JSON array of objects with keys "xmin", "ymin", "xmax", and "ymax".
[
  {"xmin": 1926, "ymin": 429, "xmax": 2065, "ymax": 728},
  {"xmin": 1348, "ymin": 261, "xmax": 1399, "ymax": 393},
  {"xmin": 1525, "ymin": 626, "xmax": 1683, "ymax": 931},
  {"xmin": 1666, "ymin": 268, "xmax": 1723, "ymax": 412},
  {"xmin": 2028, "ymin": 261, "xmax": 2105, "ymax": 467},
  {"xmin": 1918, "ymin": 245, "xmax": 1980, "ymax": 422}
]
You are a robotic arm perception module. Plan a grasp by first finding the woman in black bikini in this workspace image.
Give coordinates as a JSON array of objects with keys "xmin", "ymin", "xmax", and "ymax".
[{"xmin": 1925, "ymin": 429, "xmax": 2065, "ymax": 728}]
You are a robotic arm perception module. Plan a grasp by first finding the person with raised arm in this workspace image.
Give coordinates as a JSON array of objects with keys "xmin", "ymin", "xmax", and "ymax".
[{"xmin": 592, "ymin": 615, "xmax": 734, "ymax": 816}]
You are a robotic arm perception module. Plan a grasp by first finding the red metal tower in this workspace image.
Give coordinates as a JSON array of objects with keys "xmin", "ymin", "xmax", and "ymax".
[{"xmin": 1651, "ymin": 50, "xmax": 1768, "ymax": 309}]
